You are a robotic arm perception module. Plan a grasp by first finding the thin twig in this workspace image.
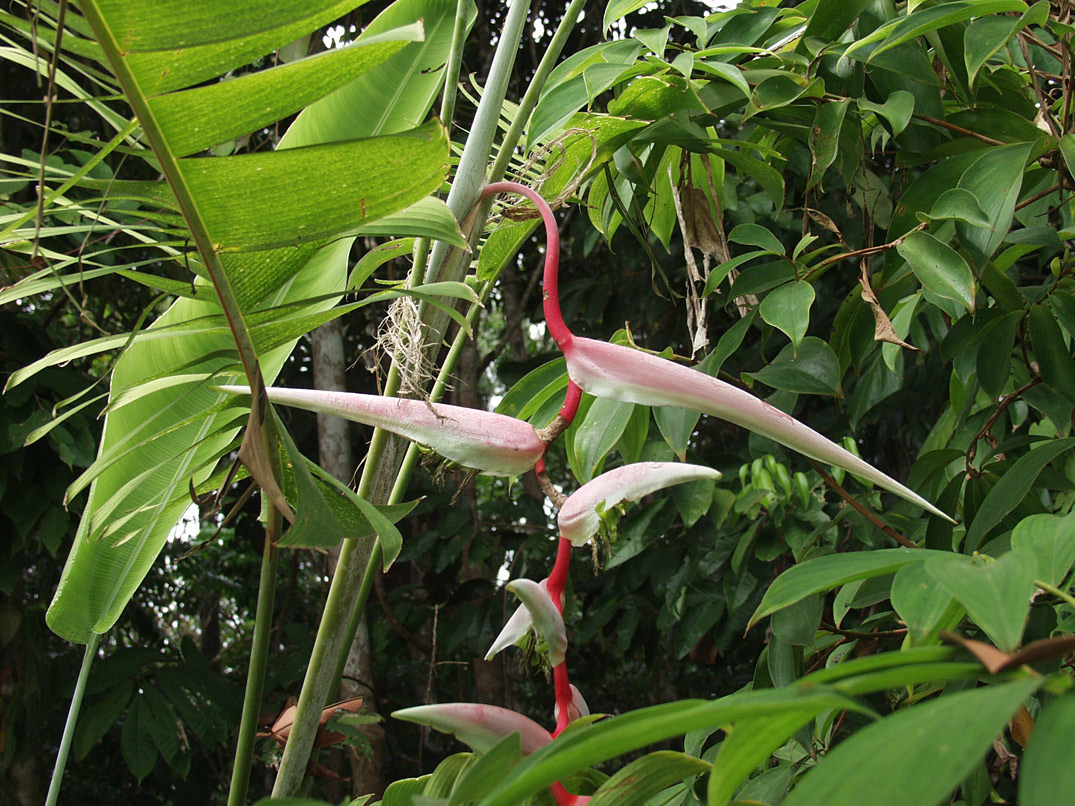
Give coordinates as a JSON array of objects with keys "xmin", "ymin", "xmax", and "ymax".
[
  {"xmin": 965, "ymin": 378, "xmax": 1043, "ymax": 474},
  {"xmin": 1015, "ymin": 183, "xmax": 1062, "ymax": 211},
  {"xmin": 806, "ymin": 222, "xmax": 927, "ymax": 280},
  {"xmin": 807, "ymin": 459, "xmax": 918, "ymax": 549},
  {"xmin": 1019, "ymin": 34, "xmax": 1063, "ymax": 138},
  {"xmin": 820, "ymin": 621, "xmax": 908, "ymax": 638},
  {"xmin": 912, "ymin": 114, "xmax": 1005, "ymax": 146}
]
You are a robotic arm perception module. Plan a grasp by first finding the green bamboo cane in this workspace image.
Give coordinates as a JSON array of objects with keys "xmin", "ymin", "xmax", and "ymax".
[
  {"xmin": 227, "ymin": 503, "xmax": 281, "ymax": 806},
  {"xmin": 45, "ymin": 633, "xmax": 101, "ymax": 806},
  {"xmin": 270, "ymin": 2, "xmax": 534, "ymax": 794}
]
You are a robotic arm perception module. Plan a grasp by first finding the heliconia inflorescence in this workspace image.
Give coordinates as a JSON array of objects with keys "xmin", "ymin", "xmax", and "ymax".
[
  {"xmin": 215, "ymin": 385, "xmax": 545, "ymax": 476},
  {"xmin": 376, "ymin": 180, "xmax": 954, "ymax": 805}
]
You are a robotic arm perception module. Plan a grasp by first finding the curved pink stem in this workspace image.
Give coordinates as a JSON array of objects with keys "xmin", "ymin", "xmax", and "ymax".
[
  {"xmin": 480, "ymin": 182, "xmax": 582, "ymax": 425},
  {"xmin": 480, "ymin": 181, "xmax": 571, "ymax": 350}
]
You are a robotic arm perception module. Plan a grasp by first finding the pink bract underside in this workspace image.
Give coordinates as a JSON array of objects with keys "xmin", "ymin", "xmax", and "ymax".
[
  {"xmin": 558, "ymin": 461, "xmax": 722, "ymax": 546},
  {"xmin": 392, "ymin": 702, "xmax": 553, "ymax": 755},
  {"xmin": 563, "ymin": 337, "xmax": 952, "ymax": 521},
  {"xmin": 217, "ymin": 385, "xmax": 545, "ymax": 477}
]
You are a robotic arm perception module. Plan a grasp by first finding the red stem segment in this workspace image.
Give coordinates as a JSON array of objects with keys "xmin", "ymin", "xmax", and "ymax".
[{"xmin": 479, "ymin": 182, "xmax": 583, "ymax": 801}]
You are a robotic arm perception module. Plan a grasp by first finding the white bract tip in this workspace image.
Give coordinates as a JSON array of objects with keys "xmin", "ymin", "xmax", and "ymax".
[
  {"xmin": 563, "ymin": 337, "xmax": 954, "ymax": 522},
  {"xmin": 558, "ymin": 462, "xmax": 722, "ymax": 546},
  {"xmin": 215, "ymin": 385, "xmax": 545, "ymax": 476},
  {"xmin": 554, "ymin": 684, "xmax": 590, "ymax": 724}
]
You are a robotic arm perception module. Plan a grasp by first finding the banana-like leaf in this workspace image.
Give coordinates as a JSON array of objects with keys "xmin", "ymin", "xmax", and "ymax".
[{"xmin": 46, "ymin": 0, "xmax": 466, "ymax": 643}]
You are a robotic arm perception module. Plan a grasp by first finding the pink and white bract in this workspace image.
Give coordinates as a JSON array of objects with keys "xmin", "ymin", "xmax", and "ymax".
[
  {"xmin": 562, "ymin": 337, "xmax": 953, "ymax": 522},
  {"xmin": 392, "ymin": 702, "xmax": 553, "ymax": 755},
  {"xmin": 216, "ymin": 385, "xmax": 545, "ymax": 476},
  {"xmin": 486, "ymin": 578, "xmax": 566, "ymax": 665},
  {"xmin": 558, "ymin": 462, "xmax": 722, "ymax": 546}
]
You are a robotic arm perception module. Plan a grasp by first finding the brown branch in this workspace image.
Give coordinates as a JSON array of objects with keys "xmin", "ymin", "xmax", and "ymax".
[
  {"xmin": 535, "ymin": 466, "xmax": 565, "ymax": 508},
  {"xmin": 965, "ymin": 378, "xmax": 1043, "ymax": 475},
  {"xmin": 1015, "ymin": 183, "xmax": 1063, "ymax": 211},
  {"xmin": 806, "ymin": 222, "xmax": 927, "ymax": 280},
  {"xmin": 820, "ymin": 621, "xmax": 908, "ymax": 638},
  {"xmin": 807, "ymin": 459, "xmax": 918, "ymax": 549},
  {"xmin": 913, "ymin": 114, "xmax": 1006, "ymax": 146},
  {"xmin": 535, "ymin": 413, "xmax": 572, "ymax": 446},
  {"xmin": 1019, "ymin": 34, "xmax": 1063, "ymax": 138}
]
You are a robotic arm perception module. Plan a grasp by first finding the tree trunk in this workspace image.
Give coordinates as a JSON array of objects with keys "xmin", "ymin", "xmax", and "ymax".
[{"xmin": 311, "ymin": 318, "xmax": 387, "ymax": 799}]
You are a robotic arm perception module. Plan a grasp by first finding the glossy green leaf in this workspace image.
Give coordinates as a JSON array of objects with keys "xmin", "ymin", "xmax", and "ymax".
[
  {"xmin": 279, "ymin": 0, "xmax": 477, "ymax": 146},
  {"xmin": 708, "ymin": 709, "xmax": 819, "ymax": 806},
  {"xmin": 859, "ymin": 90, "xmax": 915, "ymax": 136},
  {"xmin": 1019, "ymin": 693, "xmax": 1075, "ymax": 806},
  {"xmin": 782, "ymin": 678, "xmax": 1040, "ymax": 806},
  {"xmin": 956, "ymin": 143, "xmax": 1033, "ymax": 268},
  {"xmin": 760, "ymin": 281, "xmax": 815, "ymax": 354},
  {"xmin": 891, "ymin": 561, "xmax": 962, "ymax": 646},
  {"xmin": 449, "ymin": 733, "xmax": 522, "ymax": 806},
  {"xmin": 925, "ymin": 553, "xmax": 1035, "ymax": 652},
  {"xmin": 964, "ymin": 3, "xmax": 1048, "ymax": 91},
  {"xmin": 896, "ymin": 231, "xmax": 975, "ymax": 315},
  {"xmin": 804, "ymin": 0, "xmax": 874, "ymax": 41},
  {"xmin": 1011, "ymin": 511, "xmax": 1075, "ymax": 587},
  {"xmin": 573, "ymin": 397, "xmax": 635, "ymax": 482},
  {"xmin": 923, "ymin": 188, "xmax": 990, "ymax": 229},
  {"xmin": 589, "ymin": 751, "xmax": 710, "ymax": 806},
  {"xmin": 845, "ymin": 1, "xmax": 1029, "ymax": 64},
  {"xmin": 604, "ymin": 0, "xmax": 651, "ymax": 32},
  {"xmin": 148, "ymin": 27, "xmax": 422, "ymax": 157},
  {"xmin": 965, "ymin": 438, "xmax": 1075, "ymax": 552},
  {"xmin": 48, "ymin": 0, "xmax": 459, "ymax": 643},
  {"xmin": 477, "ymin": 688, "xmax": 859, "ymax": 806},
  {"xmin": 745, "ymin": 337, "xmax": 840, "ymax": 396},
  {"xmin": 975, "ymin": 311, "xmax": 1021, "ymax": 398},
  {"xmin": 352, "ymin": 197, "xmax": 465, "ymax": 247},
  {"xmin": 1029, "ymin": 304, "xmax": 1075, "ymax": 403},
  {"xmin": 808, "ymin": 99, "xmax": 848, "ymax": 190},
  {"xmin": 750, "ymin": 549, "xmax": 951, "ymax": 626},
  {"xmin": 654, "ymin": 406, "xmax": 700, "ymax": 462}
]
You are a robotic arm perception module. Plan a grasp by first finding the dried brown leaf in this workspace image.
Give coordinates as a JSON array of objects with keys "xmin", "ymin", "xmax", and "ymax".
[{"xmin": 859, "ymin": 264, "xmax": 921, "ymax": 352}]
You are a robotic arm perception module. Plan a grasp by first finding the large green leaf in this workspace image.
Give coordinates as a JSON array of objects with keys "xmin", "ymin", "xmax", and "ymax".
[
  {"xmin": 750, "ymin": 549, "xmax": 953, "ymax": 626},
  {"xmin": 46, "ymin": 0, "xmax": 460, "ymax": 643},
  {"xmin": 782, "ymin": 678, "xmax": 1040, "ymax": 806},
  {"xmin": 1019, "ymin": 693, "xmax": 1075, "ymax": 806}
]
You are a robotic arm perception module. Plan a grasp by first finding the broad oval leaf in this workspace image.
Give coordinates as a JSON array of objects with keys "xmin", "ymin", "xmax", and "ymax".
[
  {"xmin": 895, "ymin": 231, "xmax": 975, "ymax": 315},
  {"xmin": 759, "ymin": 281, "xmax": 815, "ymax": 354}
]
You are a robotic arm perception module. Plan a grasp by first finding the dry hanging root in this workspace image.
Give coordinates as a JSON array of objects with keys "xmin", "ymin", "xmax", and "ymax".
[
  {"xmin": 495, "ymin": 129, "xmax": 596, "ymax": 221},
  {"xmin": 369, "ymin": 295, "xmax": 435, "ymax": 399}
]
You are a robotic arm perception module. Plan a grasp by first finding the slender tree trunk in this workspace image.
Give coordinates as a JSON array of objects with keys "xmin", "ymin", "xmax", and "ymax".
[{"xmin": 311, "ymin": 319, "xmax": 387, "ymax": 799}]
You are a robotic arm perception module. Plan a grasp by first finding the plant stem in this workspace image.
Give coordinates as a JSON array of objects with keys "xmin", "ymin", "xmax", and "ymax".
[
  {"xmin": 273, "ymin": 6, "xmax": 535, "ymax": 790},
  {"xmin": 1036, "ymin": 579, "xmax": 1075, "ymax": 609},
  {"xmin": 439, "ymin": 0, "xmax": 470, "ymax": 131},
  {"xmin": 45, "ymin": 632, "xmax": 100, "ymax": 806},
  {"xmin": 228, "ymin": 506, "xmax": 280, "ymax": 806}
]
